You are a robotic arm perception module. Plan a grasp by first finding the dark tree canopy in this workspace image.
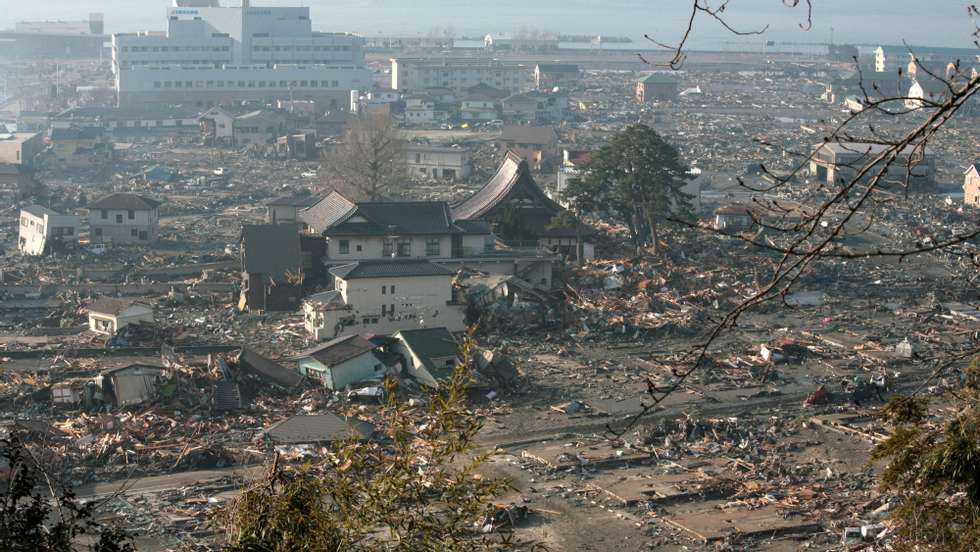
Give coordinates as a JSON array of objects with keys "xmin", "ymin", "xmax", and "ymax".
[{"xmin": 564, "ymin": 124, "xmax": 694, "ymax": 254}]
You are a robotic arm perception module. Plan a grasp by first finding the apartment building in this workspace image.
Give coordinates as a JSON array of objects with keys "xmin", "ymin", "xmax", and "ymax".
[{"xmin": 391, "ymin": 57, "xmax": 532, "ymax": 95}]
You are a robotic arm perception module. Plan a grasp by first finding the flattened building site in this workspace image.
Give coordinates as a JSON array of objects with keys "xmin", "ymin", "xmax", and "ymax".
[{"xmin": 0, "ymin": 1, "xmax": 978, "ymax": 551}]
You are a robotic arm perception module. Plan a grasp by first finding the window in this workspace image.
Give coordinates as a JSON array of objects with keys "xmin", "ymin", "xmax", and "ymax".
[
  {"xmin": 356, "ymin": 244, "xmax": 362, "ymax": 252},
  {"xmin": 390, "ymin": 285, "xmax": 395, "ymax": 294},
  {"xmin": 131, "ymin": 228, "xmax": 138, "ymax": 237},
  {"xmin": 426, "ymin": 238, "xmax": 440, "ymax": 256},
  {"xmin": 65, "ymin": 227, "xmax": 74, "ymax": 236},
  {"xmin": 381, "ymin": 304, "xmax": 387, "ymax": 315},
  {"xmin": 382, "ymin": 239, "xmax": 394, "ymax": 257},
  {"xmin": 127, "ymin": 210, "xmax": 134, "ymax": 220},
  {"xmin": 94, "ymin": 228, "xmax": 103, "ymax": 236},
  {"xmin": 100, "ymin": 209, "xmax": 107, "ymax": 219},
  {"xmin": 381, "ymin": 286, "xmax": 386, "ymax": 295},
  {"xmin": 390, "ymin": 304, "xmax": 395, "ymax": 316},
  {"xmin": 116, "ymin": 214, "xmax": 123, "ymax": 224},
  {"xmin": 397, "ymin": 241, "xmax": 411, "ymax": 257},
  {"xmin": 339, "ymin": 240, "xmax": 350, "ymax": 254}
]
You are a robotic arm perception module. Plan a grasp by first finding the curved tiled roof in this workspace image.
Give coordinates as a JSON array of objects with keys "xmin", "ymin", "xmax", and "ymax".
[{"xmin": 451, "ymin": 151, "xmax": 562, "ymax": 221}]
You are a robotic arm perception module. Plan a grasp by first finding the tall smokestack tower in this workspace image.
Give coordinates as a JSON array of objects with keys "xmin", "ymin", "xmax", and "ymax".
[{"xmin": 241, "ymin": 0, "xmax": 250, "ymax": 64}]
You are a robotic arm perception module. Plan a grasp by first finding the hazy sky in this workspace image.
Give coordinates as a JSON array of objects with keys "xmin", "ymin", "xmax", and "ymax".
[{"xmin": 1, "ymin": 1, "xmax": 977, "ymax": 49}]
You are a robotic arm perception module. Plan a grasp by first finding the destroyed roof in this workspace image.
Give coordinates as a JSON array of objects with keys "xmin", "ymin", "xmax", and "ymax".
[
  {"xmin": 239, "ymin": 347, "xmax": 304, "ymax": 388},
  {"xmin": 101, "ymin": 363, "xmax": 165, "ymax": 376},
  {"xmin": 299, "ymin": 334, "xmax": 377, "ymax": 366},
  {"xmin": 499, "ymin": 125, "xmax": 558, "ymax": 145},
  {"xmin": 451, "ymin": 151, "xmax": 564, "ymax": 221},
  {"xmin": 87, "ymin": 297, "xmax": 150, "ymax": 316},
  {"xmin": 89, "ymin": 193, "xmax": 162, "ymax": 211},
  {"xmin": 298, "ymin": 191, "xmax": 356, "ymax": 233},
  {"xmin": 262, "ymin": 413, "xmax": 374, "ymax": 444},
  {"xmin": 329, "ymin": 259, "xmax": 455, "ymax": 280},
  {"xmin": 394, "ymin": 327, "xmax": 459, "ymax": 381},
  {"xmin": 304, "ymin": 290, "xmax": 344, "ymax": 307},
  {"xmin": 240, "ymin": 224, "xmax": 302, "ymax": 281},
  {"xmin": 324, "ymin": 201, "xmax": 459, "ymax": 236},
  {"xmin": 21, "ymin": 204, "xmax": 60, "ymax": 218},
  {"xmin": 266, "ymin": 194, "xmax": 321, "ymax": 208},
  {"xmin": 965, "ymin": 163, "xmax": 980, "ymax": 175},
  {"xmin": 638, "ymin": 72, "xmax": 679, "ymax": 85}
]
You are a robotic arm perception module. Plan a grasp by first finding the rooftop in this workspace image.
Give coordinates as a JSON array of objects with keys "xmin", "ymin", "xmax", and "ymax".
[
  {"xmin": 89, "ymin": 193, "xmax": 162, "ymax": 211},
  {"xmin": 299, "ymin": 334, "xmax": 377, "ymax": 366},
  {"xmin": 330, "ymin": 259, "xmax": 455, "ymax": 280},
  {"xmin": 21, "ymin": 204, "xmax": 60, "ymax": 218},
  {"xmin": 262, "ymin": 414, "xmax": 374, "ymax": 444},
  {"xmin": 324, "ymin": 201, "xmax": 458, "ymax": 237}
]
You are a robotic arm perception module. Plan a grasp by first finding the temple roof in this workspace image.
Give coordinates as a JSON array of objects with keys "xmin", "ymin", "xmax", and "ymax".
[{"xmin": 451, "ymin": 151, "xmax": 563, "ymax": 221}]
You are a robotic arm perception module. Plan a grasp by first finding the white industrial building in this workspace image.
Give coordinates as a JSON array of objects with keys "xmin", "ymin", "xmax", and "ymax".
[
  {"xmin": 111, "ymin": 0, "xmax": 371, "ymax": 109},
  {"xmin": 391, "ymin": 57, "xmax": 532, "ymax": 95}
]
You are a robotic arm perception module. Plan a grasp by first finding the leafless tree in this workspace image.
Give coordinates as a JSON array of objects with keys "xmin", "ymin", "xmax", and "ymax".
[{"xmin": 323, "ymin": 113, "xmax": 405, "ymax": 201}]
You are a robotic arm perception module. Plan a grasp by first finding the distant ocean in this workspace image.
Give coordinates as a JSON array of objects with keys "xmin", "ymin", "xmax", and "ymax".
[{"xmin": 0, "ymin": 0, "xmax": 976, "ymax": 52}]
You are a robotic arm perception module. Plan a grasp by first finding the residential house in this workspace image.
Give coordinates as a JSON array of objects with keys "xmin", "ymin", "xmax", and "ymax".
[
  {"xmin": 18, "ymin": 205, "xmax": 80, "ymax": 256},
  {"xmin": 322, "ymin": 200, "xmax": 492, "ymax": 263},
  {"xmin": 296, "ymin": 334, "xmax": 387, "ymax": 389},
  {"xmin": 404, "ymin": 95, "xmax": 440, "ymax": 126},
  {"xmin": 501, "ymin": 91, "xmax": 567, "ymax": 124},
  {"xmin": 88, "ymin": 193, "xmax": 162, "ymax": 244},
  {"xmin": 239, "ymin": 223, "xmax": 303, "ymax": 312},
  {"xmin": 964, "ymin": 163, "xmax": 980, "ymax": 208},
  {"xmin": 460, "ymin": 83, "xmax": 506, "ymax": 122},
  {"xmin": 304, "ymin": 259, "xmax": 466, "ymax": 341},
  {"xmin": 453, "ymin": 151, "xmax": 595, "ymax": 262},
  {"xmin": 98, "ymin": 364, "xmax": 167, "ymax": 407},
  {"xmin": 261, "ymin": 413, "xmax": 374, "ymax": 445},
  {"xmin": 198, "ymin": 106, "xmax": 236, "ymax": 144},
  {"xmin": 405, "ymin": 144, "xmax": 471, "ymax": 180},
  {"xmin": 391, "ymin": 327, "xmax": 458, "ymax": 388},
  {"xmin": 497, "ymin": 126, "xmax": 559, "ymax": 170},
  {"xmin": 534, "ymin": 64, "xmax": 580, "ymax": 90},
  {"xmin": 49, "ymin": 127, "xmax": 113, "ymax": 169},
  {"xmin": 350, "ymin": 87, "xmax": 400, "ymax": 116},
  {"xmin": 233, "ymin": 109, "xmax": 288, "ymax": 146},
  {"xmin": 296, "ymin": 191, "xmax": 357, "ymax": 235},
  {"xmin": 636, "ymin": 73, "xmax": 679, "ymax": 102},
  {"xmin": 809, "ymin": 142, "xmax": 934, "ymax": 189},
  {"xmin": 87, "ymin": 297, "xmax": 154, "ymax": 335},
  {"xmin": 0, "ymin": 132, "xmax": 44, "ymax": 167},
  {"xmin": 266, "ymin": 194, "xmax": 322, "ymax": 225}
]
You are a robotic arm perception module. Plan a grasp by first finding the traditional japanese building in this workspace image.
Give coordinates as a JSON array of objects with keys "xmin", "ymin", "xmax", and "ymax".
[{"xmin": 452, "ymin": 151, "xmax": 595, "ymax": 259}]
